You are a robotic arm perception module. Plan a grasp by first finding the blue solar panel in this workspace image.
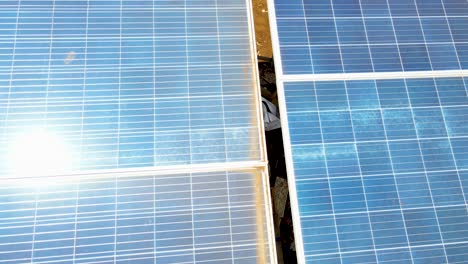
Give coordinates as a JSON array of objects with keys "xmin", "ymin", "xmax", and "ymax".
[
  {"xmin": 0, "ymin": 170, "xmax": 271, "ymax": 263},
  {"xmin": 0, "ymin": 0, "xmax": 262, "ymax": 176},
  {"xmin": 269, "ymin": 0, "xmax": 468, "ymax": 263},
  {"xmin": 273, "ymin": 0, "xmax": 468, "ymax": 74},
  {"xmin": 283, "ymin": 78, "xmax": 468, "ymax": 263},
  {"xmin": 0, "ymin": 1, "xmax": 275, "ymax": 263}
]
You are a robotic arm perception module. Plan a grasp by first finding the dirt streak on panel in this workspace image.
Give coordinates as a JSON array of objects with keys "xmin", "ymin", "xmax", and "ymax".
[
  {"xmin": 250, "ymin": 0, "xmax": 270, "ymax": 162},
  {"xmin": 246, "ymin": 62, "xmax": 265, "ymax": 162},
  {"xmin": 253, "ymin": 0, "xmax": 273, "ymax": 58},
  {"xmin": 64, "ymin": 51, "xmax": 75, "ymax": 64},
  {"xmin": 253, "ymin": 168, "xmax": 268, "ymax": 263}
]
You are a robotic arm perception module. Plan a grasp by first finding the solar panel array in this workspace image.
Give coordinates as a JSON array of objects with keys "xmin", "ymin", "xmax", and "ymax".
[
  {"xmin": 269, "ymin": 0, "xmax": 468, "ymax": 263},
  {"xmin": 0, "ymin": 1, "xmax": 274, "ymax": 263}
]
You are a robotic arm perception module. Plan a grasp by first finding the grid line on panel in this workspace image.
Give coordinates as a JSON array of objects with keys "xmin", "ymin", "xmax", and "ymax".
[
  {"xmin": 0, "ymin": 53, "xmax": 255, "ymax": 66},
  {"xmin": 439, "ymin": 0, "xmax": 468, "ymax": 205},
  {"xmin": 214, "ymin": 0, "xmax": 235, "ymax": 260},
  {"xmin": 44, "ymin": 0, "xmax": 56, "ymax": 131},
  {"xmin": 311, "ymin": 80, "xmax": 343, "ymax": 263},
  {"xmin": 329, "ymin": 2, "xmax": 345, "ymax": 74},
  {"xmin": 303, "ymin": 240, "xmax": 468, "ymax": 259},
  {"xmin": 1, "ymin": 243, "xmax": 263, "ymax": 263},
  {"xmin": 33, "ymin": 6, "xmax": 56, "ymax": 262},
  {"xmin": 412, "ymin": 0, "xmax": 435, "ymax": 73},
  {"xmin": 30, "ymin": 188, "xmax": 38, "ymax": 261},
  {"xmin": 400, "ymin": 76, "xmax": 449, "ymax": 261},
  {"xmin": 77, "ymin": 0, "xmax": 90, "ymax": 180},
  {"xmin": 272, "ymin": 15, "xmax": 468, "ymax": 20},
  {"xmin": 0, "ymin": 35, "xmax": 251, "ymax": 41},
  {"xmin": 3, "ymin": 0, "xmax": 21, "ymax": 143},
  {"xmin": 277, "ymin": 41, "xmax": 468, "ymax": 47},
  {"xmin": 282, "ymin": 69, "xmax": 468, "ymax": 82},
  {"xmin": 284, "ymin": 103, "xmax": 468, "ymax": 115},
  {"xmin": 299, "ymin": 0, "xmax": 314, "ymax": 74},
  {"xmin": 298, "ymin": 203, "xmax": 465, "ymax": 221},
  {"xmin": 295, "ymin": 168, "xmax": 468, "ymax": 185},
  {"xmin": 343, "ymin": 79, "xmax": 379, "ymax": 263},
  {"xmin": 112, "ymin": 2, "xmax": 123, "ymax": 260},
  {"xmin": 0, "ymin": 198, "xmax": 458, "ymax": 237},
  {"xmin": 291, "ymin": 135, "xmax": 468, "ymax": 148},
  {"xmin": 189, "ymin": 158, "xmax": 195, "ymax": 263},
  {"xmin": 0, "ymin": 7, "xmax": 248, "ymax": 11},
  {"xmin": 73, "ymin": 2, "xmax": 89, "ymax": 259},
  {"xmin": 440, "ymin": 0, "xmax": 463, "ymax": 70},
  {"xmin": 339, "ymin": 72, "xmax": 376, "ymax": 262},
  {"xmin": 71, "ymin": 179, "xmax": 80, "ymax": 264},
  {"xmin": 0, "ymin": 197, "xmax": 265, "ymax": 226},
  {"xmin": 373, "ymin": 76, "xmax": 413, "ymax": 263},
  {"xmin": 183, "ymin": 1, "xmax": 196, "ymax": 262},
  {"xmin": 358, "ymin": 0, "xmax": 376, "ymax": 73},
  {"xmin": 152, "ymin": 0, "xmax": 157, "ymax": 260},
  {"xmin": 0, "ymin": 48, "xmax": 249, "ymax": 57},
  {"xmin": 432, "ymin": 83, "xmax": 468, "ymax": 207}
]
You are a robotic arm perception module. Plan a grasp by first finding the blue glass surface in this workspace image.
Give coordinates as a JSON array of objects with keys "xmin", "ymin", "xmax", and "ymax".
[
  {"xmin": 283, "ymin": 78, "xmax": 468, "ymax": 262},
  {"xmin": 275, "ymin": 0, "xmax": 468, "ymax": 74},
  {"xmin": 0, "ymin": 171, "xmax": 266, "ymax": 264},
  {"xmin": 0, "ymin": 0, "xmax": 261, "ymax": 175}
]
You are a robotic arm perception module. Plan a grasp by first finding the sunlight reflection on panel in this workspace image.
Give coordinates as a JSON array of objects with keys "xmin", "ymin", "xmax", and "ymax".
[{"xmin": 8, "ymin": 129, "xmax": 73, "ymax": 177}]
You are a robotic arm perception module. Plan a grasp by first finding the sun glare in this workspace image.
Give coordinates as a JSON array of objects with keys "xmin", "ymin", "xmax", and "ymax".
[{"xmin": 8, "ymin": 129, "xmax": 72, "ymax": 177}]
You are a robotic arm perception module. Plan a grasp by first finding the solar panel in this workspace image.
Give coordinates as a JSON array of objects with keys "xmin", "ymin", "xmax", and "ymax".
[
  {"xmin": 273, "ymin": 0, "xmax": 468, "ymax": 75},
  {"xmin": 0, "ymin": 0, "xmax": 263, "ymax": 176},
  {"xmin": 0, "ymin": 0, "xmax": 275, "ymax": 263},
  {"xmin": 0, "ymin": 169, "xmax": 272, "ymax": 263},
  {"xmin": 268, "ymin": 0, "xmax": 468, "ymax": 263}
]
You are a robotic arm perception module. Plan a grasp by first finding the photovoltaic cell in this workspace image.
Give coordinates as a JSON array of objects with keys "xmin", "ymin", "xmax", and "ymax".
[{"xmin": 269, "ymin": 0, "xmax": 468, "ymax": 263}]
